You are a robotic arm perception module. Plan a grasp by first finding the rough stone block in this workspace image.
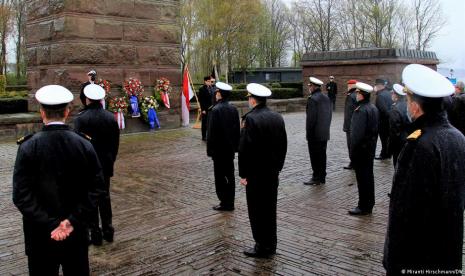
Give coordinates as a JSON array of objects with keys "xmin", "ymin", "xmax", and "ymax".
[
  {"xmin": 52, "ymin": 17, "xmax": 66, "ymax": 39},
  {"xmin": 27, "ymin": 48, "xmax": 38, "ymax": 67},
  {"xmin": 64, "ymin": 0, "xmax": 105, "ymax": 15},
  {"xmin": 37, "ymin": 46, "xmax": 51, "ymax": 65},
  {"xmin": 95, "ymin": 19, "xmax": 123, "ymax": 40},
  {"xmin": 105, "ymin": 0, "xmax": 134, "ymax": 17},
  {"xmin": 106, "ymin": 45, "xmax": 137, "ymax": 65},
  {"xmin": 124, "ymin": 23, "xmax": 179, "ymax": 43},
  {"xmin": 136, "ymin": 46, "xmax": 180, "ymax": 66},
  {"xmin": 64, "ymin": 17, "xmax": 95, "ymax": 39},
  {"xmin": 27, "ymin": 21, "xmax": 53, "ymax": 43}
]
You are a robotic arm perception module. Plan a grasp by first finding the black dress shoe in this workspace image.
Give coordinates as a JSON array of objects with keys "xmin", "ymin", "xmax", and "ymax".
[
  {"xmin": 243, "ymin": 247, "xmax": 275, "ymax": 258},
  {"xmin": 303, "ymin": 179, "xmax": 324, "ymax": 186},
  {"xmin": 212, "ymin": 205, "xmax": 234, "ymax": 211},
  {"xmin": 102, "ymin": 226, "xmax": 114, "ymax": 243},
  {"xmin": 348, "ymin": 207, "xmax": 372, "ymax": 216},
  {"xmin": 90, "ymin": 229, "xmax": 103, "ymax": 246},
  {"xmin": 375, "ymin": 155, "xmax": 390, "ymax": 160},
  {"xmin": 343, "ymin": 164, "xmax": 353, "ymax": 170}
]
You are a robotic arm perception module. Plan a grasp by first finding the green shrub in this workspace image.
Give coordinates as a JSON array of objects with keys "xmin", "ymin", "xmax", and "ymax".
[
  {"xmin": 0, "ymin": 90, "xmax": 28, "ymax": 99},
  {"xmin": 6, "ymin": 73, "xmax": 27, "ymax": 85},
  {"xmin": 280, "ymin": 82, "xmax": 303, "ymax": 89},
  {"xmin": 270, "ymin": 82, "xmax": 282, "ymax": 88},
  {"xmin": 228, "ymin": 88, "xmax": 302, "ymax": 101},
  {"xmin": 229, "ymin": 89, "xmax": 248, "ymax": 101},
  {"xmin": 0, "ymin": 75, "xmax": 5, "ymax": 94},
  {"xmin": 270, "ymin": 88, "xmax": 301, "ymax": 99},
  {"xmin": 233, "ymin": 83, "xmax": 246, "ymax": 89}
]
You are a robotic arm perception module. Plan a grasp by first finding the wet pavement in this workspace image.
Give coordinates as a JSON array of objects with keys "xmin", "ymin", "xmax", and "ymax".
[{"xmin": 0, "ymin": 111, "xmax": 420, "ymax": 275}]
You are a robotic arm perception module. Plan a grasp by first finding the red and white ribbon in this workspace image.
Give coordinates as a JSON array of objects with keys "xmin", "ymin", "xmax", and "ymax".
[{"xmin": 114, "ymin": 111, "xmax": 125, "ymax": 130}]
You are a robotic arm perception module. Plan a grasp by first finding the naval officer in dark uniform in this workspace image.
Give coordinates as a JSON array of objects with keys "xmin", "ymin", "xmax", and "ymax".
[
  {"xmin": 74, "ymin": 84, "xmax": 120, "ymax": 245},
  {"xmin": 79, "ymin": 69, "xmax": 97, "ymax": 109},
  {"xmin": 343, "ymin": 79, "xmax": 358, "ymax": 170},
  {"xmin": 239, "ymin": 83, "xmax": 287, "ymax": 258},
  {"xmin": 388, "ymin": 84, "xmax": 410, "ymax": 167},
  {"xmin": 384, "ymin": 64, "xmax": 465, "ymax": 275},
  {"xmin": 348, "ymin": 82, "xmax": 379, "ymax": 216},
  {"xmin": 374, "ymin": 78, "xmax": 393, "ymax": 160},
  {"xmin": 304, "ymin": 77, "xmax": 332, "ymax": 186},
  {"xmin": 198, "ymin": 76, "xmax": 213, "ymax": 140},
  {"xmin": 207, "ymin": 82, "xmax": 240, "ymax": 211},
  {"xmin": 13, "ymin": 85, "xmax": 104, "ymax": 276}
]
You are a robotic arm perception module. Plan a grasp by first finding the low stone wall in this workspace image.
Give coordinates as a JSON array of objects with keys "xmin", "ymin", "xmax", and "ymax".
[{"xmin": 0, "ymin": 98, "xmax": 307, "ymax": 140}]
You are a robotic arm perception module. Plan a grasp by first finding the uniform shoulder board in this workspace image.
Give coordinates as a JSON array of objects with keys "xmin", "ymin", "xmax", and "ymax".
[
  {"xmin": 354, "ymin": 106, "xmax": 361, "ymax": 111},
  {"xmin": 76, "ymin": 131, "xmax": 92, "ymax": 141},
  {"xmin": 407, "ymin": 129, "xmax": 422, "ymax": 140},
  {"xmin": 17, "ymin": 133, "xmax": 34, "ymax": 145},
  {"xmin": 208, "ymin": 105, "xmax": 214, "ymax": 111}
]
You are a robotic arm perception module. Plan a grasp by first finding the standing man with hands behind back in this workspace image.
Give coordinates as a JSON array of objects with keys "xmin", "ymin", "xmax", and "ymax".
[
  {"xmin": 239, "ymin": 83, "xmax": 287, "ymax": 258},
  {"xmin": 75, "ymin": 84, "xmax": 120, "ymax": 246},
  {"xmin": 207, "ymin": 82, "xmax": 240, "ymax": 211},
  {"xmin": 13, "ymin": 85, "xmax": 104, "ymax": 276}
]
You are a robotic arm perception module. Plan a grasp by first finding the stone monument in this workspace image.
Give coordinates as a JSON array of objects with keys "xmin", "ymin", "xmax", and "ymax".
[{"xmin": 26, "ymin": 0, "xmax": 182, "ymax": 129}]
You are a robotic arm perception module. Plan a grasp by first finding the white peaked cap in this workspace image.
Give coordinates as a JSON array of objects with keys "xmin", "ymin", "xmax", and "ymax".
[
  {"xmin": 393, "ymin": 83, "xmax": 406, "ymax": 96},
  {"xmin": 246, "ymin": 83, "xmax": 272, "ymax": 97},
  {"xmin": 355, "ymin": 82, "xmax": 374, "ymax": 93},
  {"xmin": 309, "ymin": 77, "xmax": 323, "ymax": 86},
  {"xmin": 35, "ymin": 85, "xmax": 74, "ymax": 105},
  {"xmin": 215, "ymin": 81, "xmax": 232, "ymax": 91},
  {"xmin": 84, "ymin": 84, "xmax": 106, "ymax": 100},
  {"xmin": 402, "ymin": 64, "xmax": 455, "ymax": 98}
]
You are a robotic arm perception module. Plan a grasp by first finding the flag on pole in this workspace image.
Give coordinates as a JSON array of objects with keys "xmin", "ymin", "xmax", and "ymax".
[{"xmin": 182, "ymin": 66, "xmax": 194, "ymax": 126}]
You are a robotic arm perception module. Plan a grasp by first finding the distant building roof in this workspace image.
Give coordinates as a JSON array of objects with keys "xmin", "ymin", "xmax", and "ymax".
[
  {"xmin": 302, "ymin": 48, "xmax": 438, "ymax": 63},
  {"xmin": 231, "ymin": 67, "xmax": 301, "ymax": 73}
]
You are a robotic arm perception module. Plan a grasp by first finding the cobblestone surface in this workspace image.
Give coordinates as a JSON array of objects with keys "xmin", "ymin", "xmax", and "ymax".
[{"xmin": 0, "ymin": 111, "xmax": 454, "ymax": 275}]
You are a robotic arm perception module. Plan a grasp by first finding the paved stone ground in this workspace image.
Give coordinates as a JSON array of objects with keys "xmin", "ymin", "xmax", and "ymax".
[{"xmin": 0, "ymin": 111, "xmax": 456, "ymax": 275}]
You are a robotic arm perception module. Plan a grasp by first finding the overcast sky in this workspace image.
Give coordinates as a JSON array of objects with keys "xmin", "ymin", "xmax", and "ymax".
[{"xmin": 282, "ymin": 0, "xmax": 465, "ymax": 78}]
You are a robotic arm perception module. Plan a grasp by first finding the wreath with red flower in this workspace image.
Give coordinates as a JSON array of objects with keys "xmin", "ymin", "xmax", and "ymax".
[
  {"xmin": 155, "ymin": 77, "xmax": 172, "ymax": 108},
  {"xmin": 96, "ymin": 79, "xmax": 111, "ymax": 98},
  {"xmin": 123, "ymin": 78, "xmax": 144, "ymax": 99},
  {"xmin": 107, "ymin": 96, "xmax": 129, "ymax": 113}
]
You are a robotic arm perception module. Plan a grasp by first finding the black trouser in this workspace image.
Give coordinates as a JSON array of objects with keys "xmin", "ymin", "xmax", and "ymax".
[
  {"xmin": 345, "ymin": 131, "xmax": 352, "ymax": 165},
  {"xmin": 27, "ymin": 230, "xmax": 89, "ymax": 276},
  {"xmin": 307, "ymin": 140, "xmax": 328, "ymax": 182},
  {"xmin": 330, "ymin": 97, "xmax": 336, "ymax": 111},
  {"xmin": 213, "ymin": 157, "xmax": 235, "ymax": 208},
  {"xmin": 379, "ymin": 118, "xmax": 391, "ymax": 158},
  {"xmin": 246, "ymin": 174, "xmax": 278, "ymax": 252},
  {"xmin": 91, "ymin": 175, "xmax": 112, "ymax": 232},
  {"xmin": 201, "ymin": 112, "xmax": 209, "ymax": 140},
  {"xmin": 353, "ymin": 157, "xmax": 375, "ymax": 212}
]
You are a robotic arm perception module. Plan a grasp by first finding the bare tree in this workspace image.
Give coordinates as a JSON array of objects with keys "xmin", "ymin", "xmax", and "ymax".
[
  {"xmin": 0, "ymin": 0, "xmax": 13, "ymax": 75},
  {"xmin": 412, "ymin": 0, "xmax": 446, "ymax": 51},
  {"xmin": 258, "ymin": 0, "xmax": 291, "ymax": 67},
  {"xmin": 13, "ymin": 0, "xmax": 26, "ymax": 81}
]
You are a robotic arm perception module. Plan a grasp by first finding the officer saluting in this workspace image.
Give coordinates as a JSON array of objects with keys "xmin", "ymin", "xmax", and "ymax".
[
  {"xmin": 239, "ymin": 83, "xmax": 287, "ymax": 258},
  {"xmin": 13, "ymin": 85, "xmax": 104, "ymax": 275},
  {"xmin": 74, "ymin": 84, "xmax": 120, "ymax": 245},
  {"xmin": 348, "ymin": 82, "xmax": 379, "ymax": 216},
  {"xmin": 384, "ymin": 64, "xmax": 465, "ymax": 275},
  {"xmin": 207, "ymin": 82, "xmax": 240, "ymax": 211}
]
